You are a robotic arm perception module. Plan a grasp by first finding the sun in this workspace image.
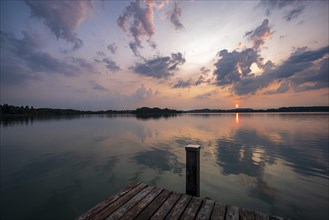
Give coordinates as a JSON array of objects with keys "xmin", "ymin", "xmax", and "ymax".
[{"xmin": 235, "ymin": 104, "xmax": 239, "ymax": 108}]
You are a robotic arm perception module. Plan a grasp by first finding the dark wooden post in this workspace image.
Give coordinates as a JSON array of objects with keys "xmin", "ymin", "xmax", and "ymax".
[{"xmin": 185, "ymin": 144, "xmax": 201, "ymax": 196}]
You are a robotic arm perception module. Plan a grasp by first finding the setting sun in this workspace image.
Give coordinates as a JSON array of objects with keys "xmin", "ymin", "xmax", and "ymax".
[{"xmin": 235, "ymin": 104, "xmax": 239, "ymax": 108}]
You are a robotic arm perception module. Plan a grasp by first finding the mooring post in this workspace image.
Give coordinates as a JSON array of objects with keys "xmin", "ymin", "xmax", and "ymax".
[{"xmin": 185, "ymin": 144, "xmax": 201, "ymax": 196}]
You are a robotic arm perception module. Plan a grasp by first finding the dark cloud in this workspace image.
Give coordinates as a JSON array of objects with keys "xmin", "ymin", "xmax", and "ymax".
[
  {"xmin": 104, "ymin": 58, "xmax": 121, "ymax": 72},
  {"xmin": 132, "ymin": 52, "xmax": 185, "ymax": 79},
  {"xmin": 195, "ymin": 91, "xmax": 216, "ymax": 100},
  {"xmin": 196, "ymin": 67, "xmax": 213, "ymax": 85},
  {"xmin": 1, "ymin": 30, "xmax": 45, "ymax": 57},
  {"xmin": 263, "ymin": 81, "xmax": 290, "ymax": 95},
  {"xmin": 213, "ymin": 48, "xmax": 259, "ymax": 86},
  {"xmin": 25, "ymin": 0, "xmax": 93, "ymax": 50},
  {"xmin": 26, "ymin": 52, "xmax": 80, "ymax": 76},
  {"xmin": 107, "ymin": 43, "xmax": 118, "ymax": 54},
  {"xmin": 1, "ymin": 30, "xmax": 96, "ymax": 83},
  {"xmin": 283, "ymin": 5, "xmax": 305, "ymax": 21},
  {"xmin": 172, "ymin": 78, "xmax": 193, "ymax": 88},
  {"xmin": 97, "ymin": 51, "xmax": 106, "ymax": 57},
  {"xmin": 169, "ymin": 3, "xmax": 184, "ymax": 30},
  {"xmin": 200, "ymin": 67, "xmax": 210, "ymax": 75},
  {"xmin": 259, "ymin": 0, "xmax": 305, "ymax": 21},
  {"xmin": 290, "ymin": 57, "xmax": 329, "ymax": 92},
  {"xmin": 0, "ymin": 54, "xmax": 40, "ymax": 85},
  {"xmin": 95, "ymin": 58, "xmax": 121, "ymax": 72},
  {"xmin": 117, "ymin": 0, "xmax": 183, "ymax": 57},
  {"xmin": 117, "ymin": 0, "xmax": 156, "ymax": 56},
  {"xmin": 228, "ymin": 46, "xmax": 329, "ymax": 95},
  {"xmin": 129, "ymin": 41, "xmax": 142, "ymax": 57},
  {"xmin": 70, "ymin": 57, "xmax": 95, "ymax": 74},
  {"xmin": 90, "ymin": 81, "xmax": 109, "ymax": 91},
  {"xmin": 172, "ymin": 67, "xmax": 212, "ymax": 89},
  {"xmin": 245, "ymin": 19, "xmax": 272, "ymax": 50},
  {"xmin": 134, "ymin": 84, "xmax": 154, "ymax": 100}
]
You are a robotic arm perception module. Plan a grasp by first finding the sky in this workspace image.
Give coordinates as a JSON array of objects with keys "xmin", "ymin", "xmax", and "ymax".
[{"xmin": 0, "ymin": 0, "xmax": 328, "ymax": 110}]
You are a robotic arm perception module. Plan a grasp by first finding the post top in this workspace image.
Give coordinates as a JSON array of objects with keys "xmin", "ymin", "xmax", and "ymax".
[{"xmin": 185, "ymin": 144, "xmax": 201, "ymax": 150}]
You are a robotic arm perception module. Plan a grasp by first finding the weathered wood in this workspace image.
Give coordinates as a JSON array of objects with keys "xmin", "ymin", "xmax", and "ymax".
[
  {"xmin": 210, "ymin": 202, "xmax": 226, "ymax": 220},
  {"xmin": 77, "ymin": 182, "xmax": 288, "ymax": 220},
  {"xmin": 225, "ymin": 205, "xmax": 240, "ymax": 220},
  {"xmin": 150, "ymin": 191, "xmax": 181, "ymax": 220},
  {"xmin": 105, "ymin": 185, "xmax": 155, "ymax": 220},
  {"xmin": 76, "ymin": 182, "xmax": 141, "ymax": 220},
  {"xmin": 185, "ymin": 144, "xmax": 201, "ymax": 196},
  {"xmin": 255, "ymin": 212, "xmax": 270, "ymax": 220},
  {"xmin": 164, "ymin": 194, "xmax": 192, "ymax": 220},
  {"xmin": 90, "ymin": 183, "xmax": 147, "ymax": 220},
  {"xmin": 195, "ymin": 199, "xmax": 215, "ymax": 220},
  {"xmin": 240, "ymin": 208, "xmax": 255, "ymax": 220},
  {"xmin": 135, "ymin": 189, "xmax": 172, "ymax": 220},
  {"xmin": 120, "ymin": 187, "xmax": 163, "ymax": 220},
  {"xmin": 270, "ymin": 216, "xmax": 285, "ymax": 220},
  {"xmin": 180, "ymin": 196, "xmax": 203, "ymax": 220}
]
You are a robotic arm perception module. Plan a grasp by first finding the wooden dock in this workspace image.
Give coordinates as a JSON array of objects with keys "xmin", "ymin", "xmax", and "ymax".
[{"xmin": 77, "ymin": 182, "xmax": 286, "ymax": 220}]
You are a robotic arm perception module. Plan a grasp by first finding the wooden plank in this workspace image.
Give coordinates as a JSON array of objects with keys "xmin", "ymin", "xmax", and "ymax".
[
  {"xmin": 195, "ymin": 199, "xmax": 215, "ymax": 220},
  {"xmin": 225, "ymin": 205, "xmax": 240, "ymax": 220},
  {"xmin": 120, "ymin": 187, "xmax": 163, "ymax": 220},
  {"xmin": 255, "ymin": 212, "xmax": 270, "ymax": 220},
  {"xmin": 90, "ymin": 183, "xmax": 148, "ymax": 220},
  {"xmin": 105, "ymin": 185, "xmax": 155, "ymax": 220},
  {"xmin": 76, "ymin": 182, "xmax": 141, "ymax": 220},
  {"xmin": 150, "ymin": 192, "xmax": 182, "ymax": 220},
  {"xmin": 180, "ymin": 196, "xmax": 203, "ymax": 220},
  {"xmin": 164, "ymin": 194, "xmax": 192, "ymax": 220},
  {"xmin": 210, "ymin": 202, "xmax": 226, "ymax": 220},
  {"xmin": 240, "ymin": 208, "xmax": 255, "ymax": 220},
  {"xmin": 269, "ymin": 216, "xmax": 285, "ymax": 220},
  {"xmin": 135, "ymin": 189, "xmax": 172, "ymax": 220}
]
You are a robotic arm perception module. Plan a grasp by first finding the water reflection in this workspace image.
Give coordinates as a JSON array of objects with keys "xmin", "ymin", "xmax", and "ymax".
[
  {"xmin": 134, "ymin": 148, "xmax": 184, "ymax": 175},
  {"xmin": 1, "ymin": 113, "xmax": 328, "ymax": 220}
]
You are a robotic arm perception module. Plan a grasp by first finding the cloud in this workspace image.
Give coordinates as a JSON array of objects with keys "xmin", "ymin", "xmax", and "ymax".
[
  {"xmin": 1, "ymin": 30, "xmax": 96, "ymax": 83},
  {"xmin": 107, "ymin": 43, "xmax": 118, "ymax": 54},
  {"xmin": 25, "ymin": 0, "xmax": 93, "ymax": 50},
  {"xmin": 0, "ymin": 53, "xmax": 39, "ymax": 85},
  {"xmin": 259, "ymin": 0, "xmax": 305, "ymax": 21},
  {"xmin": 290, "ymin": 57, "xmax": 329, "ymax": 92},
  {"xmin": 117, "ymin": 0, "xmax": 156, "ymax": 56},
  {"xmin": 195, "ymin": 91, "xmax": 217, "ymax": 100},
  {"xmin": 95, "ymin": 57, "xmax": 121, "ymax": 72},
  {"xmin": 172, "ymin": 67, "xmax": 213, "ymax": 89},
  {"xmin": 132, "ymin": 52, "xmax": 185, "ymax": 79},
  {"xmin": 71, "ymin": 57, "xmax": 96, "ymax": 74},
  {"xmin": 245, "ymin": 19, "xmax": 272, "ymax": 50},
  {"xmin": 230, "ymin": 46, "xmax": 329, "ymax": 95},
  {"xmin": 1, "ymin": 30, "xmax": 45, "ymax": 57},
  {"xmin": 117, "ymin": 0, "xmax": 183, "ymax": 57},
  {"xmin": 169, "ymin": 3, "xmax": 184, "ymax": 30},
  {"xmin": 263, "ymin": 81, "xmax": 290, "ymax": 95},
  {"xmin": 213, "ymin": 48, "xmax": 260, "ymax": 86},
  {"xmin": 134, "ymin": 84, "xmax": 154, "ymax": 100},
  {"xmin": 26, "ymin": 52, "xmax": 80, "ymax": 76},
  {"xmin": 90, "ymin": 81, "xmax": 109, "ymax": 91},
  {"xmin": 283, "ymin": 5, "xmax": 305, "ymax": 21},
  {"xmin": 172, "ymin": 78, "xmax": 193, "ymax": 88}
]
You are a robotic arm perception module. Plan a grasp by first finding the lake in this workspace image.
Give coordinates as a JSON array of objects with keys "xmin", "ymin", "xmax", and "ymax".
[{"xmin": 1, "ymin": 113, "xmax": 328, "ymax": 220}]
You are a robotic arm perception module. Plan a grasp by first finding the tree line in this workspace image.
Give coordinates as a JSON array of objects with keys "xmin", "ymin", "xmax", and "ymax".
[{"xmin": 0, "ymin": 104, "xmax": 180, "ymax": 117}]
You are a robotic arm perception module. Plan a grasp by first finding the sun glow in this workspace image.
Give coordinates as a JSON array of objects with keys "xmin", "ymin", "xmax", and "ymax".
[{"xmin": 235, "ymin": 104, "xmax": 239, "ymax": 108}]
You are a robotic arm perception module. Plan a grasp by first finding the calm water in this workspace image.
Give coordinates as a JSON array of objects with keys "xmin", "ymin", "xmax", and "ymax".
[{"xmin": 1, "ymin": 113, "xmax": 328, "ymax": 220}]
